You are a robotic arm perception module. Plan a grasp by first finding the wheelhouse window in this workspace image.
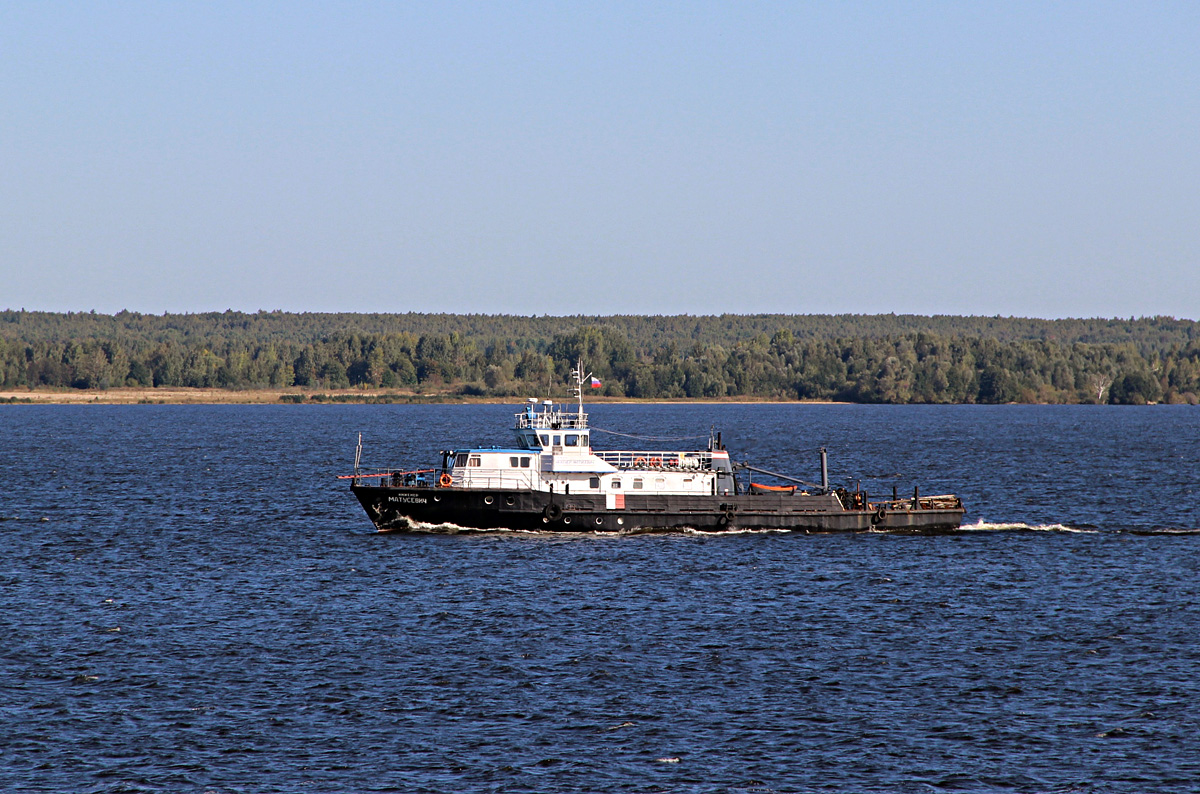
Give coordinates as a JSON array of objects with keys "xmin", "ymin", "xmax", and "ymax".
[
  {"xmin": 565, "ymin": 434, "xmax": 579, "ymax": 446},
  {"xmin": 553, "ymin": 435, "xmax": 561, "ymax": 446},
  {"xmin": 520, "ymin": 457, "xmax": 531, "ymax": 468},
  {"xmin": 581, "ymin": 434, "xmax": 589, "ymax": 446},
  {"xmin": 454, "ymin": 453, "xmax": 468, "ymax": 467},
  {"xmin": 540, "ymin": 434, "xmax": 550, "ymax": 446},
  {"xmin": 510, "ymin": 457, "xmax": 519, "ymax": 467}
]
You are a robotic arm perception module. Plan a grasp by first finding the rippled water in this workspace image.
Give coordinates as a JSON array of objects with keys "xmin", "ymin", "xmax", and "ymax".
[{"xmin": 3, "ymin": 404, "xmax": 1199, "ymax": 792}]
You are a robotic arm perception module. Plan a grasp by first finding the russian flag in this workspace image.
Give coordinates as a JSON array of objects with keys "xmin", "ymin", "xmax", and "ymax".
[{"xmin": 589, "ymin": 376, "xmax": 602, "ymax": 389}]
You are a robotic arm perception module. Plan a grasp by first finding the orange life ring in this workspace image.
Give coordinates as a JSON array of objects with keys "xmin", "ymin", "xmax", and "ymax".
[
  {"xmin": 649, "ymin": 457, "xmax": 662, "ymax": 467},
  {"xmin": 634, "ymin": 457, "xmax": 647, "ymax": 467},
  {"xmin": 438, "ymin": 473, "xmax": 453, "ymax": 487}
]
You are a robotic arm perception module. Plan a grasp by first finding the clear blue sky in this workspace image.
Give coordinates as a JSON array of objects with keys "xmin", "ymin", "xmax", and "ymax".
[{"xmin": 2, "ymin": 2, "xmax": 1197, "ymax": 319}]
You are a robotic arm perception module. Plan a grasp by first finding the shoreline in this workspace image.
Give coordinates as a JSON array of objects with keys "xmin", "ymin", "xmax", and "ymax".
[
  {"xmin": 4, "ymin": 388, "xmax": 1185, "ymax": 407},
  {"xmin": 0, "ymin": 387, "xmax": 848, "ymax": 406}
]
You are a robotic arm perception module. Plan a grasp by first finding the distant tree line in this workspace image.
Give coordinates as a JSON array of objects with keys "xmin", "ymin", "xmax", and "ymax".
[{"xmin": 1, "ymin": 310, "xmax": 1198, "ymax": 404}]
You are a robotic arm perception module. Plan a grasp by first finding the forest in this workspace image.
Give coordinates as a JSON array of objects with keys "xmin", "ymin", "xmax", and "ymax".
[{"xmin": 2, "ymin": 310, "xmax": 1198, "ymax": 404}]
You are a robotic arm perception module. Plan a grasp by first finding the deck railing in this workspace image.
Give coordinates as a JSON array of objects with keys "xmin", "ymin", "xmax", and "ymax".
[
  {"xmin": 339, "ymin": 468, "xmax": 436, "ymax": 486},
  {"xmin": 450, "ymin": 467, "xmax": 540, "ymax": 490},
  {"xmin": 514, "ymin": 410, "xmax": 588, "ymax": 430},
  {"xmin": 592, "ymin": 450, "xmax": 713, "ymax": 470}
]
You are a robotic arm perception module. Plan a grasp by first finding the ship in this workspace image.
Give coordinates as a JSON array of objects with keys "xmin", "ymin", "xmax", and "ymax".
[{"xmin": 345, "ymin": 363, "xmax": 965, "ymax": 534}]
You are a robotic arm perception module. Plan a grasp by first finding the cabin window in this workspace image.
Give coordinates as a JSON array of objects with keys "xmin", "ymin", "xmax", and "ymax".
[
  {"xmin": 633, "ymin": 478, "xmax": 644, "ymax": 490},
  {"xmin": 565, "ymin": 434, "xmax": 579, "ymax": 446},
  {"xmin": 540, "ymin": 434, "xmax": 550, "ymax": 446},
  {"xmin": 553, "ymin": 435, "xmax": 561, "ymax": 446},
  {"xmin": 589, "ymin": 477, "xmax": 600, "ymax": 489},
  {"xmin": 510, "ymin": 457, "xmax": 519, "ymax": 467},
  {"xmin": 520, "ymin": 457, "xmax": 531, "ymax": 468},
  {"xmin": 581, "ymin": 434, "xmax": 588, "ymax": 446},
  {"xmin": 612, "ymin": 480, "xmax": 621, "ymax": 489},
  {"xmin": 454, "ymin": 453, "xmax": 468, "ymax": 467},
  {"xmin": 655, "ymin": 477, "xmax": 666, "ymax": 488},
  {"xmin": 468, "ymin": 456, "xmax": 481, "ymax": 467}
]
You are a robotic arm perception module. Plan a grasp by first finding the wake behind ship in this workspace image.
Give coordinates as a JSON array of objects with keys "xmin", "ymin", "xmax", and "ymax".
[{"xmin": 345, "ymin": 365, "xmax": 965, "ymax": 534}]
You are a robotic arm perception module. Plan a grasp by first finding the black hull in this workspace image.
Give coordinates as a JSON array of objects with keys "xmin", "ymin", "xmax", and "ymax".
[{"xmin": 350, "ymin": 485, "xmax": 965, "ymax": 534}]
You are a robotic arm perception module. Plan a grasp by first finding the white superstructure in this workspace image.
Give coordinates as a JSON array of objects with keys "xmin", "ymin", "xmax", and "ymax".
[{"xmin": 445, "ymin": 364, "xmax": 735, "ymax": 497}]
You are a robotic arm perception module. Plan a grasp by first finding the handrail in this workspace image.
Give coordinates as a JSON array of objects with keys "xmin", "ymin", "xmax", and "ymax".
[
  {"xmin": 593, "ymin": 450, "xmax": 713, "ymax": 470},
  {"xmin": 452, "ymin": 467, "xmax": 538, "ymax": 490},
  {"xmin": 515, "ymin": 411, "xmax": 588, "ymax": 430},
  {"xmin": 336, "ymin": 472, "xmax": 394, "ymax": 480},
  {"xmin": 338, "ymin": 467, "xmax": 436, "ymax": 483}
]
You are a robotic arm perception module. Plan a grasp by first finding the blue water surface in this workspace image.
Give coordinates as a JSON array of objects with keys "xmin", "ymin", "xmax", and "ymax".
[{"xmin": 2, "ymin": 404, "xmax": 1199, "ymax": 793}]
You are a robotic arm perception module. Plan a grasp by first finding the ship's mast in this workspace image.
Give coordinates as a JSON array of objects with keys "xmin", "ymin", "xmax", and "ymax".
[{"xmin": 571, "ymin": 359, "xmax": 586, "ymax": 418}]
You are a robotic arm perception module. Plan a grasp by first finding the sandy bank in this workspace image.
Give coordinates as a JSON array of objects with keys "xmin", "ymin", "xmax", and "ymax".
[{"xmin": 0, "ymin": 387, "xmax": 845, "ymax": 406}]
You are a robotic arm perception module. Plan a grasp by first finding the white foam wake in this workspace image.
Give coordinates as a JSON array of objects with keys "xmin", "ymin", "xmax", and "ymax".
[
  {"xmin": 958, "ymin": 520, "xmax": 1097, "ymax": 534},
  {"xmin": 383, "ymin": 518, "xmax": 1197, "ymax": 537},
  {"xmin": 681, "ymin": 526, "xmax": 791, "ymax": 536},
  {"xmin": 385, "ymin": 518, "xmax": 623, "ymax": 537}
]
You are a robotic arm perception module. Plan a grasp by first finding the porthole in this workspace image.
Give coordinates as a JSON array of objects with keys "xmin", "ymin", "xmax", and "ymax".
[
  {"xmin": 484, "ymin": 495, "xmax": 494, "ymax": 505},
  {"xmin": 563, "ymin": 516, "xmax": 572, "ymax": 525},
  {"xmin": 616, "ymin": 517, "xmax": 624, "ymax": 526},
  {"xmin": 594, "ymin": 517, "xmax": 604, "ymax": 525},
  {"xmin": 542, "ymin": 516, "xmax": 550, "ymax": 524},
  {"xmin": 505, "ymin": 495, "xmax": 515, "ymax": 506},
  {"xmin": 433, "ymin": 495, "xmax": 441, "ymax": 502}
]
